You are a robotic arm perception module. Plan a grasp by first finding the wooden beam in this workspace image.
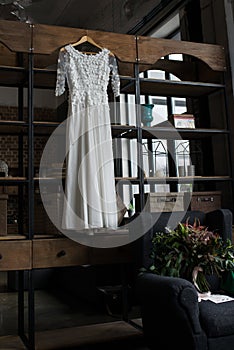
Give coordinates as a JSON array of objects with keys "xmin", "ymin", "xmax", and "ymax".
[
  {"xmin": 0, "ymin": 20, "xmax": 31, "ymax": 53},
  {"xmin": 137, "ymin": 35, "xmax": 226, "ymax": 71},
  {"xmin": 33, "ymin": 24, "xmax": 136, "ymax": 63}
]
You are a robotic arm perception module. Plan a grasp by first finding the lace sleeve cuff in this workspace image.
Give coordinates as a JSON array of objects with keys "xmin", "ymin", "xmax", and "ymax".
[
  {"xmin": 109, "ymin": 56, "xmax": 120, "ymax": 97},
  {"xmin": 55, "ymin": 51, "xmax": 66, "ymax": 96}
]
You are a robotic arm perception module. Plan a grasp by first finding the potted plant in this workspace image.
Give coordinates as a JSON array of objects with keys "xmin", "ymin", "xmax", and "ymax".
[{"xmin": 147, "ymin": 219, "xmax": 234, "ymax": 293}]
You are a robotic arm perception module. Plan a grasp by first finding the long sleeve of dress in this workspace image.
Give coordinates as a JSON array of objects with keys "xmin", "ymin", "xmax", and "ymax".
[
  {"xmin": 55, "ymin": 50, "xmax": 66, "ymax": 96},
  {"xmin": 109, "ymin": 56, "xmax": 120, "ymax": 98}
]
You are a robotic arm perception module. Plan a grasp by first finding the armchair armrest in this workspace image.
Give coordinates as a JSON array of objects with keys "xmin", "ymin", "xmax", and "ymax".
[{"xmin": 136, "ymin": 273, "xmax": 206, "ymax": 349}]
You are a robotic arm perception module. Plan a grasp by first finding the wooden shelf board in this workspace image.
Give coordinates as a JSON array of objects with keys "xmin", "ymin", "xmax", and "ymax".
[
  {"xmin": 32, "ymin": 176, "xmax": 232, "ymax": 183},
  {"xmin": 34, "ymin": 177, "xmax": 64, "ymax": 181},
  {"xmin": 116, "ymin": 176, "xmax": 230, "ymax": 183},
  {"xmin": 34, "ymin": 121, "xmax": 60, "ymax": 126},
  {"xmin": 33, "ymin": 121, "xmax": 63, "ymax": 135},
  {"xmin": 0, "ymin": 66, "xmax": 27, "ymax": 87},
  {"xmin": 33, "ymin": 234, "xmax": 61, "ymax": 239},
  {"xmin": 142, "ymin": 127, "xmax": 229, "ymax": 139},
  {"xmin": 34, "ymin": 123, "xmax": 138, "ymax": 138},
  {"xmin": 0, "ymin": 176, "xmax": 27, "ymax": 183},
  {"xmin": 0, "ymin": 121, "xmax": 228, "ymax": 140},
  {"xmin": 0, "ymin": 120, "xmax": 27, "ymax": 125},
  {"xmin": 111, "ymin": 125, "xmax": 137, "ymax": 138},
  {"xmin": 0, "ymin": 234, "xmax": 26, "ymax": 240},
  {"xmin": 121, "ymin": 78, "xmax": 225, "ymax": 97},
  {"xmin": 0, "ymin": 120, "xmax": 28, "ymax": 134},
  {"xmin": 144, "ymin": 176, "xmax": 231, "ymax": 183},
  {"xmin": 0, "ymin": 65, "xmax": 25, "ymax": 71},
  {"xmin": 115, "ymin": 177, "xmax": 139, "ymax": 184}
]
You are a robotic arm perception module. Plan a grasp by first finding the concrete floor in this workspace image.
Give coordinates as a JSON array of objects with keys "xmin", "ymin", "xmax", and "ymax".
[{"xmin": 0, "ymin": 272, "xmax": 148, "ymax": 349}]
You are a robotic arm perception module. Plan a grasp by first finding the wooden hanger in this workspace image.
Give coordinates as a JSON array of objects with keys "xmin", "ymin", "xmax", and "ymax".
[
  {"xmin": 71, "ymin": 35, "xmax": 103, "ymax": 50},
  {"xmin": 61, "ymin": 35, "xmax": 114, "ymax": 56}
]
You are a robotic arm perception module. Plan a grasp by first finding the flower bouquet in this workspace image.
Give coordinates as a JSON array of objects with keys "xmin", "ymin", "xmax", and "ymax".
[{"xmin": 148, "ymin": 219, "xmax": 234, "ymax": 293}]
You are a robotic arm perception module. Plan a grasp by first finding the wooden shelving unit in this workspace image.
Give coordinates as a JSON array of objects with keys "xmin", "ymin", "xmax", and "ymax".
[{"xmin": 0, "ymin": 19, "xmax": 232, "ymax": 350}]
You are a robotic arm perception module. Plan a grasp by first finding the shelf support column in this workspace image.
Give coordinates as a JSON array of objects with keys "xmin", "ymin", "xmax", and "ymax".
[
  {"xmin": 135, "ymin": 36, "xmax": 145, "ymax": 212},
  {"xmin": 18, "ymin": 24, "xmax": 35, "ymax": 349},
  {"xmin": 27, "ymin": 42, "xmax": 35, "ymax": 349}
]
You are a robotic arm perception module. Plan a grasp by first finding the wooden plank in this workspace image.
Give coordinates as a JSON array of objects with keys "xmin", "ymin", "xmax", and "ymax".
[
  {"xmin": 66, "ymin": 228, "xmax": 134, "ymax": 250},
  {"xmin": 0, "ymin": 240, "xmax": 31, "ymax": 270},
  {"xmin": 32, "ymin": 237, "xmax": 90, "ymax": 268},
  {"xmin": 139, "ymin": 59, "xmax": 223, "ymax": 84},
  {"xmin": 33, "ymin": 24, "xmax": 86, "ymax": 54},
  {"xmin": 33, "ymin": 24, "xmax": 136, "ymax": 63},
  {"xmin": 0, "ymin": 20, "xmax": 226, "ymax": 72},
  {"xmin": 0, "ymin": 234, "xmax": 25, "ymax": 240},
  {"xmin": 0, "ymin": 44, "xmax": 18, "ymax": 66},
  {"xmin": 32, "ymin": 236, "xmax": 136, "ymax": 268},
  {"xmin": 0, "ymin": 177, "xmax": 26, "ymax": 181},
  {"xmin": 0, "ymin": 20, "xmax": 31, "ymax": 53},
  {"xmin": 137, "ymin": 36, "xmax": 226, "ymax": 72}
]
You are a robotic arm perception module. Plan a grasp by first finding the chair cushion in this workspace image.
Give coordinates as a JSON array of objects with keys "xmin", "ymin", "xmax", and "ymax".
[{"xmin": 199, "ymin": 300, "xmax": 234, "ymax": 337}]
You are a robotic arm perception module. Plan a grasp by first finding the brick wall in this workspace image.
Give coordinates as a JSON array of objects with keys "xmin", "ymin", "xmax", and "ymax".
[
  {"xmin": 0, "ymin": 106, "xmax": 57, "ymax": 121},
  {"xmin": 0, "ymin": 105, "xmax": 58, "ymax": 173},
  {"xmin": 0, "ymin": 105, "xmax": 59, "ymax": 233}
]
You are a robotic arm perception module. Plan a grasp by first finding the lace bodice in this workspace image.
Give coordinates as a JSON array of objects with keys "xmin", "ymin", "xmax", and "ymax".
[{"xmin": 55, "ymin": 45, "xmax": 120, "ymax": 108}]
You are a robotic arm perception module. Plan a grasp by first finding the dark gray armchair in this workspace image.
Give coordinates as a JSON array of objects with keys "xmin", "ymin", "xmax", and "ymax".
[{"xmin": 133, "ymin": 209, "xmax": 234, "ymax": 350}]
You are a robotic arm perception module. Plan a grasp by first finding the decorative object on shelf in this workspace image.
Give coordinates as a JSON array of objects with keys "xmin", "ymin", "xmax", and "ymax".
[
  {"xmin": 184, "ymin": 191, "xmax": 222, "ymax": 213},
  {"xmin": 175, "ymin": 141, "xmax": 190, "ymax": 177},
  {"xmin": 178, "ymin": 165, "xmax": 186, "ymax": 177},
  {"xmin": 148, "ymin": 220, "xmax": 234, "ymax": 293},
  {"xmin": 142, "ymin": 139, "xmax": 169, "ymax": 179},
  {"xmin": 169, "ymin": 113, "xmax": 195, "ymax": 128},
  {"xmin": 0, "ymin": 160, "xmax": 8, "ymax": 177},
  {"xmin": 134, "ymin": 192, "xmax": 184, "ymax": 213},
  {"xmin": 154, "ymin": 169, "xmax": 165, "ymax": 177},
  {"xmin": 187, "ymin": 164, "xmax": 195, "ymax": 176},
  {"xmin": 141, "ymin": 104, "xmax": 154, "ymax": 127}
]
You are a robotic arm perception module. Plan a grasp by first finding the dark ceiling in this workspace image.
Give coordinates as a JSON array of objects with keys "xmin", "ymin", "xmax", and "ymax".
[{"xmin": 0, "ymin": 0, "xmax": 183, "ymax": 35}]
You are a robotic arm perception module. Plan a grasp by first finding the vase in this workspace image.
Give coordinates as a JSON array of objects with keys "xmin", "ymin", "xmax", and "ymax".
[
  {"xmin": 141, "ymin": 104, "xmax": 154, "ymax": 127},
  {"xmin": 0, "ymin": 160, "xmax": 8, "ymax": 177}
]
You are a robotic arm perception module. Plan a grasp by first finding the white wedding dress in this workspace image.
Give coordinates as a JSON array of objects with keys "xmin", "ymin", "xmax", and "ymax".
[{"xmin": 55, "ymin": 45, "xmax": 120, "ymax": 231}]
